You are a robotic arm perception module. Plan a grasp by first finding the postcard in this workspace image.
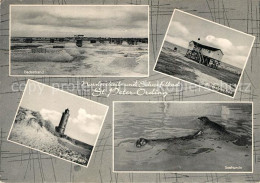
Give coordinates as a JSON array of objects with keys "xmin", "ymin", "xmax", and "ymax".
[
  {"xmin": 9, "ymin": 5, "xmax": 149, "ymax": 77},
  {"xmin": 113, "ymin": 101, "xmax": 253, "ymax": 172},
  {"xmin": 7, "ymin": 79, "xmax": 109, "ymax": 167},
  {"xmin": 154, "ymin": 9, "xmax": 255, "ymax": 98}
]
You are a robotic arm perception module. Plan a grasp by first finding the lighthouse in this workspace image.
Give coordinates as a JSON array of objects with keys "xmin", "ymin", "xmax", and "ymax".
[{"xmin": 55, "ymin": 108, "xmax": 70, "ymax": 135}]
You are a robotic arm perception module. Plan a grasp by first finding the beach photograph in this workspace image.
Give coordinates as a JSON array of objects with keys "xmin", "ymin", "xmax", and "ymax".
[
  {"xmin": 9, "ymin": 5, "xmax": 148, "ymax": 76},
  {"xmin": 154, "ymin": 9, "xmax": 255, "ymax": 97},
  {"xmin": 113, "ymin": 102, "xmax": 252, "ymax": 172},
  {"xmin": 8, "ymin": 80, "xmax": 108, "ymax": 167}
]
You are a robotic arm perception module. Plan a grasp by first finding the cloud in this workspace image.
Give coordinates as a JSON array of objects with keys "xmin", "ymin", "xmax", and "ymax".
[
  {"xmin": 71, "ymin": 108, "xmax": 103, "ymax": 135},
  {"xmin": 236, "ymin": 45, "xmax": 249, "ymax": 54},
  {"xmin": 165, "ymin": 21, "xmax": 192, "ymax": 48},
  {"xmin": 18, "ymin": 13, "xmax": 144, "ymax": 30},
  {"xmin": 76, "ymin": 122, "xmax": 101, "ymax": 135},
  {"xmin": 205, "ymin": 35, "xmax": 250, "ymax": 68},
  {"xmin": 164, "ymin": 21, "xmax": 190, "ymax": 48},
  {"xmin": 166, "ymin": 36, "xmax": 189, "ymax": 48},
  {"xmin": 40, "ymin": 109, "xmax": 61, "ymax": 126},
  {"xmin": 205, "ymin": 35, "xmax": 250, "ymax": 56},
  {"xmin": 224, "ymin": 55, "xmax": 248, "ymax": 68},
  {"xmin": 11, "ymin": 6, "xmax": 148, "ymax": 38},
  {"xmin": 173, "ymin": 22, "xmax": 189, "ymax": 35},
  {"xmin": 168, "ymin": 21, "xmax": 189, "ymax": 37},
  {"xmin": 205, "ymin": 35, "xmax": 233, "ymax": 51},
  {"xmin": 72, "ymin": 108, "xmax": 103, "ymax": 122}
]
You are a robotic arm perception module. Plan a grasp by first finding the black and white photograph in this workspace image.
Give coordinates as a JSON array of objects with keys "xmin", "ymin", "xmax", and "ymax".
[
  {"xmin": 9, "ymin": 5, "xmax": 149, "ymax": 77},
  {"xmin": 154, "ymin": 9, "xmax": 255, "ymax": 97},
  {"xmin": 113, "ymin": 101, "xmax": 253, "ymax": 172},
  {"xmin": 7, "ymin": 80, "xmax": 109, "ymax": 167}
]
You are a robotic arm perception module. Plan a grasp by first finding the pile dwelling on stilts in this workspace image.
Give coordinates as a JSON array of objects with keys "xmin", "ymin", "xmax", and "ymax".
[{"xmin": 185, "ymin": 40, "xmax": 224, "ymax": 69}]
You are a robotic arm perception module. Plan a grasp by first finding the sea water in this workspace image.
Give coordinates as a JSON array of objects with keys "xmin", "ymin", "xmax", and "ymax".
[{"xmin": 114, "ymin": 103, "xmax": 252, "ymax": 171}]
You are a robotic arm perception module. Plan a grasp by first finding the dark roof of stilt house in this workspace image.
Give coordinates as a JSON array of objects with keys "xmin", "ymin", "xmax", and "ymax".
[{"xmin": 190, "ymin": 40, "xmax": 224, "ymax": 55}]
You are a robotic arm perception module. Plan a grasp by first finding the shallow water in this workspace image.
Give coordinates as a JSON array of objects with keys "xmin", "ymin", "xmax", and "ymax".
[
  {"xmin": 114, "ymin": 103, "xmax": 252, "ymax": 171},
  {"xmin": 11, "ymin": 41, "xmax": 148, "ymax": 76}
]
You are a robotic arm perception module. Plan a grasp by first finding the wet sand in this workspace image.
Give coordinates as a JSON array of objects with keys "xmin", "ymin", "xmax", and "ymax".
[{"xmin": 154, "ymin": 41, "xmax": 242, "ymax": 96}]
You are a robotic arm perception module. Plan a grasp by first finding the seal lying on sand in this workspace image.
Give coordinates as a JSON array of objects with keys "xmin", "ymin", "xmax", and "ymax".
[{"xmin": 136, "ymin": 116, "xmax": 249, "ymax": 148}]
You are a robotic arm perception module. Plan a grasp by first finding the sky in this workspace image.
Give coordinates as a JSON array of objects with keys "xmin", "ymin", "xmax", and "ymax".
[
  {"xmin": 11, "ymin": 5, "xmax": 148, "ymax": 38},
  {"xmin": 19, "ymin": 80, "xmax": 108, "ymax": 146},
  {"xmin": 165, "ymin": 10, "xmax": 255, "ymax": 69}
]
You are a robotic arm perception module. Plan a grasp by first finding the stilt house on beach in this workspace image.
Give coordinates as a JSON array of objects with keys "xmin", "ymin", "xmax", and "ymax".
[{"xmin": 185, "ymin": 40, "xmax": 224, "ymax": 69}]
